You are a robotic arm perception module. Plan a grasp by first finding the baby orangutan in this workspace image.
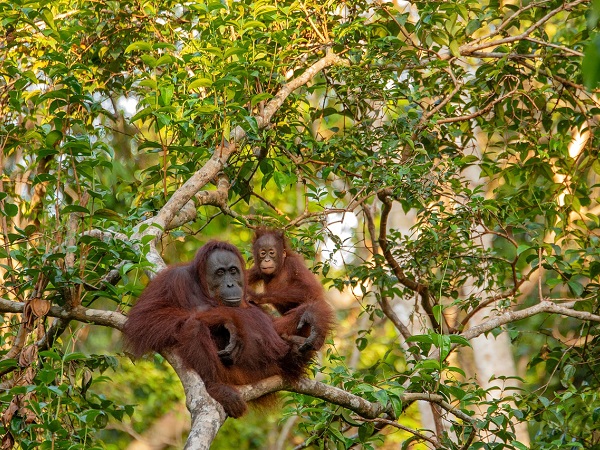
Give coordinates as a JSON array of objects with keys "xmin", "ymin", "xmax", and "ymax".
[{"xmin": 248, "ymin": 228, "xmax": 335, "ymax": 355}]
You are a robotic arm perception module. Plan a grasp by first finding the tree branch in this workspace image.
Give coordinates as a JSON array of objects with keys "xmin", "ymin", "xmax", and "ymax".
[
  {"xmin": 164, "ymin": 353, "xmax": 224, "ymax": 450},
  {"xmin": 132, "ymin": 51, "xmax": 350, "ymax": 271},
  {"xmin": 367, "ymin": 417, "xmax": 441, "ymax": 448},
  {"xmin": 238, "ymin": 376, "xmax": 474, "ymax": 424},
  {"xmin": 435, "ymin": 84, "xmax": 517, "ymax": 125},
  {"xmin": 255, "ymin": 50, "xmax": 349, "ymax": 130},
  {"xmin": 461, "ymin": 300, "xmax": 600, "ymax": 342},
  {"xmin": 467, "ymin": 0, "xmax": 551, "ymax": 46},
  {"xmin": 362, "ymin": 199, "xmax": 413, "ymax": 342},
  {"xmin": 460, "ymin": 0, "xmax": 588, "ymax": 55},
  {"xmin": 0, "ymin": 298, "xmax": 126, "ymax": 330},
  {"xmin": 377, "ymin": 192, "xmax": 442, "ymax": 331},
  {"xmin": 430, "ymin": 299, "xmax": 600, "ymax": 361},
  {"xmin": 138, "ymin": 141, "xmax": 238, "ymax": 240}
]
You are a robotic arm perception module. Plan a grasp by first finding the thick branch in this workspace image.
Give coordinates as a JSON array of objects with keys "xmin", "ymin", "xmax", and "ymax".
[
  {"xmin": 0, "ymin": 298, "xmax": 126, "ymax": 330},
  {"xmin": 238, "ymin": 376, "xmax": 386, "ymax": 418},
  {"xmin": 141, "ymin": 142, "xmax": 237, "ymax": 237},
  {"xmin": 255, "ymin": 50, "xmax": 349, "ymax": 130},
  {"xmin": 430, "ymin": 299, "xmax": 600, "ymax": 361},
  {"xmin": 238, "ymin": 376, "xmax": 473, "ymax": 423},
  {"xmin": 135, "ymin": 51, "xmax": 350, "ymax": 261},
  {"xmin": 461, "ymin": 300, "xmax": 600, "ymax": 342},
  {"xmin": 165, "ymin": 353, "xmax": 224, "ymax": 450}
]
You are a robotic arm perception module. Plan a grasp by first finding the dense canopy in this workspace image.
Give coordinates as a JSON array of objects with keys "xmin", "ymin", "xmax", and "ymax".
[{"xmin": 1, "ymin": 0, "xmax": 600, "ymax": 448}]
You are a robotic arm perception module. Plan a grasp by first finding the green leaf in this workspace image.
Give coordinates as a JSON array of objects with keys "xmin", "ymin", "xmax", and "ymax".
[
  {"xmin": 195, "ymin": 105, "xmax": 219, "ymax": 114},
  {"xmin": 189, "ymin": 78, "xmax": 213, "ymax": 90},
  {"xmin": 39, "ymin": 350, "xmax": 62, "ymax": 360},
  {"xmin": 33, "ymin": 173, "xmax": 56, "ymax": 185},
  {"xmin": 131, "ymin": 106, "xmax": 153, "ymax": 123},
  {"xmin": 405, "ymin": 334, "xmax": 433, "ymax": 344},
  {"xmin": 159, "ymin": 84, "xmax": 174, "ymax": 106},
  {"xmin": 358, "ymin": 422, "xmax": 375, "ymax": 442},
  {"xmin": 61, "ymin": 205, "xmax": 90, "ymax": 214},
  {"xmin": 273, "ymin": 171, "xmax": 295, "ymax": 193},
  {"xmin": 243, "ymin": 20, "xmax": 266, "ymax": 30},
  {"xmin": 459, "ymin": 155, "xmax": 478, "ymax": 165},
  {"xmin": 224, "ymin": 47, "xmax": 247, "ymax": 59},
  {"xmin": 583, "ymin": 34, "xmax": 600, "ymax": 90},
  {"xmin": 125, "ymin": 41, "xmax": 154, "ymax": 53},
  {"xmin": 251, "ymin": 92, "xmax": 272, "ymax": 107},
  {"xmin": 156, "ymin": 54, "xmax": 175, "ymax": 67},
  {"xmin": 93, "ymin": 208, "xmax": 123, "ymax": 222},
  {"xmin": 449, "ymin": 40, "xmax": 460, "ymax": 57},
  {"xmin": 48, "ymin": 385, "xmax": 66, "ymax": 396},
  {"xmin": 561, "ymin": 364, "xmax": 576, "ymax": 388},
  {"xmin": 41, "ymin": 7, "xmax": 56, "ymax": 30},
  {"xmin": 141, "ymin": 234, "xmax": 156, "ymax": 245},
  {"xmin": 95, "ymin": 411, "xmax": 109, "ymax": 428},
  {"xmin": 466, "ymin": 19, "xmax": 481, "ymax": 37},
  {"xmin": 567, "ymin": 280, "xmax": 584, "ymax": 297},
  {"xmin": 416, "ymin": 359, "xmax": 442, "ymax": 370},
  {"xmin": 139, "ymin": 79, "xmax": 158, "ymax": 89},
  {"xmin": 3, "ymin": 203, "xmax": 18, "ymax": 217},
  {"xmin": 590, "ymin": 261, "xmax": 600, "ymax": 279},
  {"xmin": 38, "ymin": 368, "xmax": 58, "ymax": 384},
  {"xmin": 449, "ymin": 335, "xmax": 471, "ymax": 347},
  {"xmin": 141, "ymin": 54, "xmax": 157, "ymax": 68},
  {"xmin": 63, "ymin": 352, "xmax": 87, "ymax": 362},
  {"xmin": 0, "ymin": 359, "xmax": 18, "ymax": 371},
  {"xmin": 446, "ymin": 365, "xmax": 466, "ymax": 377},
  {"xmin": 45, "ymin": 130, "xmax": 63, "ymax": 147},
  {"xmin": 340, "ymin": 409, "xmax": 361, "ymax": 426},
  {"xmin": 328, "ymin": 426, "xmax": 347, "ymax": 444},
  {"xmin": 389, "ymin": 394, "xmax": 403, "ymax": 417},
  {"xmin": 373, "ymin": 389, "xmax": 389, "ymax": 405},
  {"xmin": 355, "ymin": 337, "xmax": 368, "ymax": 350},
  {"xmin": 154, "ymin": 42, "xmax": 177, "ymax": 51},
  {"xmin": 432, "ymin": 304, "xmax": 443, "ymax": 324},
  {"xmin": 244, "ymin": 115, "xmax": 259, "ymax": 134}
]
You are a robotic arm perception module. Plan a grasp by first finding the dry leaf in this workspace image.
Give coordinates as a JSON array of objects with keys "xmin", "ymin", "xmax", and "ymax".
[
  {"xmin": 30, "ymin": 298, "xmax": 51, "ymax": 318},
  {"xmin": 18, "ymin": 346, "xmax": 37, "ymax": 368},
  {"xmin": 2, "ymin": 398, "xmax": 19, "ymax": 425},
  {"xmin": 1, "ymin": 431, "xmax": 14, "ymax": 450}
]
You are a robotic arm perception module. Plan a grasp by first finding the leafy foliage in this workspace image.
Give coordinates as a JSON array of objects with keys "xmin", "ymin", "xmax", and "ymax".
[{"xmin": 1, "ymin": 0, "xmax": 599, "ymax": 448}]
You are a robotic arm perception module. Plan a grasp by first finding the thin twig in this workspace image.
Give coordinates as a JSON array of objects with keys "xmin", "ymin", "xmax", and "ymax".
[
  {"xmin": 368, "ymin": 417, "xmax": 440, "ymax": 448},
  {"xmin": 377, "ymin": 191, "xmax": 442, "ymax": 331},
  {"xmin": 436, "ymin": 84, "xmax": 518, "ymax": 125},
  {"xmin": 460, "ymin": 0, "xmax": 588, "ymax": 55}
]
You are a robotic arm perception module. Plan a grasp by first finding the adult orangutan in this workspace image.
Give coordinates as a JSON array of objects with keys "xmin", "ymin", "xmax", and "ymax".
[
  {"xmin": 247, "ymin": 228, "xmax": 334, "ymax": 354},
  {"xmin": 123, "ymin": 241, "xmax": 304, "ymax": 418}
]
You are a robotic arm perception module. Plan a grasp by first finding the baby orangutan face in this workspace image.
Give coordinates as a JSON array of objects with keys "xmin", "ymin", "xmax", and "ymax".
[{"xmin": 255, "ymin": 234, "xmax": 285, "ymax": 276}]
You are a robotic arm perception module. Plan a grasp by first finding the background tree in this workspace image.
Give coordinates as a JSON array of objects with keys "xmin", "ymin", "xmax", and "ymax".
[{"xmin": 1, "ymin": 0, "xmax": 599, "ymax": 449}]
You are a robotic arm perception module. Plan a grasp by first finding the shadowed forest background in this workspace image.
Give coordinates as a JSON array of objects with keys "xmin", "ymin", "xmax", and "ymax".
[{"xmin": 1, "ymin": 0, "xmax": 600, "ymax": 448}]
